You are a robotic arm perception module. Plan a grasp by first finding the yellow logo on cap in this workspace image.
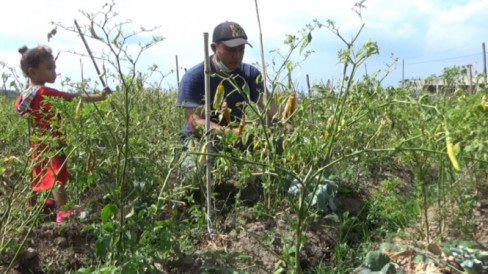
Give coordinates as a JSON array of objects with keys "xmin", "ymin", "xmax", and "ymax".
[{"xmin": 229, "ymin": 24, "xmax": 244, "ymax": 37}]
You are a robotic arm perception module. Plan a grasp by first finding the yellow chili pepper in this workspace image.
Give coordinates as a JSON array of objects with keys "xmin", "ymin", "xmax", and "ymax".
[
  {"xmin": 237, "ymin": 115, "xmax": 245, "ymax": 136},
  {"xmin": 213, "ymin": 81, "xmax": 225, "ymax": 110},
  {"xmin": 89, "ymin": 20, "xmax": 103, "ymax": 41},
  {"xmin": 445, "ymin": 126, "xmax": 461, "ymax": 171},
  {"xmin": 282, "ymin": 93, "xmax": 296, "ymax": 120},
  {"xmin": 198, "ymin": 143, "xmax": 207, "ymax": 164},
  {"xmin": 75, "ymin": 98, "xmax": 83, "ymax": 120}
]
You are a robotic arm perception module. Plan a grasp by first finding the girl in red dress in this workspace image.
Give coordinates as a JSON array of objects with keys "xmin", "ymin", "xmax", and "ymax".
[{"xmin": 15, "ymin": 45, "xmax": 111, "ymax": 222}]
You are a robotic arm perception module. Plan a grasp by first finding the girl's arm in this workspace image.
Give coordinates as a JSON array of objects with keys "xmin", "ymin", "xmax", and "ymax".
[{"xmin": 66, "ymin": 86, "xmax": 111, "ymax": 102}]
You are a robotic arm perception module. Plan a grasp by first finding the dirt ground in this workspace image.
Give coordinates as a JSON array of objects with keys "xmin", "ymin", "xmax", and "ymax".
[{"xmin": 3, "ymin": 172, "xmax": 488, "ymax": 274}]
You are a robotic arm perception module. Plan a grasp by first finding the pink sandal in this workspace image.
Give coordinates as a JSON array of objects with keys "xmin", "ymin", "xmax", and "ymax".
[{"xmin": 56, "ymin": 207, "xmax": 83, "ymax": 223}]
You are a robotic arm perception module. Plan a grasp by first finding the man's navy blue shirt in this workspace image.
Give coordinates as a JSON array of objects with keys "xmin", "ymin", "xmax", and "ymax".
[{"xmin": 177, "ymin": 55, "xmax": 263, "ymax": 137}]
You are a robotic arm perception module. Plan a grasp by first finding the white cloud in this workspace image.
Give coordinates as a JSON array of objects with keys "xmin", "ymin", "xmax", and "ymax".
[
  {"xmin": 425, "ymin": 0, "xmax": 488, "ymax": 52},
  {"xmin": 1, "ymin": 0, "xmax": 487, "ymax": 90}
]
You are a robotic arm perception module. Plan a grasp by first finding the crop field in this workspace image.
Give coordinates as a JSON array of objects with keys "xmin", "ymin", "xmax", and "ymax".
[{"xmin": 2, "ymin": 2, "xmax": 488, "ymax": 274}]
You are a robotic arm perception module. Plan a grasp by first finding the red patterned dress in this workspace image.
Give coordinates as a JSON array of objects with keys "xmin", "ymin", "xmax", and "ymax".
[{"xmin": 15, "ymin": 85, "xmax": 70, "ymax": 191}]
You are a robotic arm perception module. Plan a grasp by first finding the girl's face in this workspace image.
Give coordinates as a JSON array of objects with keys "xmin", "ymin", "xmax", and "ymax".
[{"xmin": 28, "ymin": 57, "xmax": 56, "ymax": 85}]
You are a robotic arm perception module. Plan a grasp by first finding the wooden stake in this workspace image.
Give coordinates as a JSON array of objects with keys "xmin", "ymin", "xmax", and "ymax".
[
  {"xmin": 306, "ymin": 74, "xmax": 313, "ymax": 115},
  {"xmin": 483, "ymin": 42, "xmax": 487, "ymax": 85},
  {"xmin": 203, "ymin": 32, "xmax": 214, "ymax": 239},
  {"xmin": 175, "ymin": 55, "xmax": 180, "ymax": 90},
  {"xmin": 74, "ymin": 19, "xmax": 106, "ymax": 87}
]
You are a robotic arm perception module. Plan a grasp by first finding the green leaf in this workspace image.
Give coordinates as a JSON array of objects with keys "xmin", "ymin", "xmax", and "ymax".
[
  {"xmin": 125, "ymin": 207, "xmax": 135, "ymax": 219},
  {"xmin": 363, "ymin": 251, "xmax": 390, "ymax": 271},
  {"xmin": 273, "ymin": 267, "xmax": 285, "ymax": 274},
  {"xmin": 242, "ymin": 81, "xmax": 250, "ymax": 96},
  {"xmin": 300, "ymin": 31, "xmax": 312, "ymax": 54},
  {"xmin": 379, "ymin": 243, "xmax": 405, "ymax": 253},
  {"xmin": 380, "ymin": 263, "xmax": 396, "ymax": 274},
  {"xmin": 95, "ymin": 237, "xmax": 111, "ymax": 258},
  {"xmin": 101, "ymin": 203, "xmax": 118, "ymax": 223},
  {"xmin": 324, "ymin": 213, "xmax": 340, "ymax": 223}
]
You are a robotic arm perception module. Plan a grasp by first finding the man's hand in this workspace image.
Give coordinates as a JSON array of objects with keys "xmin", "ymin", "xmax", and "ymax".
[{"xmin": 284, "ymin": 122, "xmax": 294, "ymax": 133}]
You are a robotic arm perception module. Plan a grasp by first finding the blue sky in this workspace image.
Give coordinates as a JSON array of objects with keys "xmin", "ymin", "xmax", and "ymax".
[{"xmin": 1, "ymin": 0, "xmax": 487, "ymax": 92}]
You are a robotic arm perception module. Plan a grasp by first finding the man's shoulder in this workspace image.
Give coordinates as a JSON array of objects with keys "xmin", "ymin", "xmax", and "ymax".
[
  {"xmin": 185, "ymin": 61, "xmax": 205, "ymax": 76},
  {"xmin": 180, "ymin": 62, "xmax": 206, "ymax": 89}
]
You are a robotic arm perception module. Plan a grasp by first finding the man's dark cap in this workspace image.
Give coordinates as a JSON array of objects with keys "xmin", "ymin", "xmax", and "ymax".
[{"xmin": 212, "ymin": 21, "xmax": 252, "ymax": 48}]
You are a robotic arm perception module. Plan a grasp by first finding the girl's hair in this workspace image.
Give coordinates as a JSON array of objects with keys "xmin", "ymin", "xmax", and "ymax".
[{"xmin": 18, "ymin": 45, "xmax": 54, "ymax": 76}]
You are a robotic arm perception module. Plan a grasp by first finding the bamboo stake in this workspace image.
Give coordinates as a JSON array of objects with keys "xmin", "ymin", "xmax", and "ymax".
[
  {"xmin": 254, "ymin": 0, "xmax": 267, "ymax": 109},
  {"xmin": 482, "ymin": 42, "xmax": 487, "ymax": 85},
  {"xmin": 74, "ymin": 19, "xmax": 106, "ymax": 87},
  {"xmin": 254, "ymin": 0, "xmax": 272, "ymax": 209},
  {"xmin": 73, "ymin": 19, "xmax": 118, "ymax": 116},
  {"xmin": 467, "ymin": 64, "xmax": 473, "ymax": 94},
  {"xmin": 203, "ymin": 32, "xmax": 214, "ymax": 239},
  {"xmin": 175, "ymin": 55, "xmax": 180, "ymax": 90},
  {"xmin": 306, "ymin": 74, "xmax": 313, "ymax": 115}
]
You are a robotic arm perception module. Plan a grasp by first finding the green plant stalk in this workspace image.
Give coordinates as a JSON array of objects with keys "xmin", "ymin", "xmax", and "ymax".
[
  {"xmin": 420, "ymin": 177, "xmax": 430, "ymax": 243},
  {"xmin": 438, "ymin": 155, "xmax": 446, "ymax": 236},
  {"xmin": 216, "ymin": 74, "xmax": 272, "ymax": 148},
  {"xmin": 390, "ymin": 99, "xmax": 464, "ymax": 242},
  {"xmin": 6, "ymin": 143, "xmax": 80, "ymax": 272},
  {"xmin": 0, "ymin": 190, "xmax": 28, "ymax": 258},
  {"xmin": 282, "ymin": 18, "xmax": 374, "ymax": 272},
  {"xmin": 1, "ymin": 115, "xmax": 69, "ymax": 258},
  {"xmin": 219, "ymin": 74, "xmax": 275, "ymax": 205},
  {"xmin": 323, "ymin": 26, "xmax": 369, "ymax": 164},
  {"xmin": 324, "ymin": 63, "xmax": 354, "ymax": 160},
  {"xmin": 154, "ymin": 149, "xmax": 183, "ymax": 215},
  {"xmin": 74, "ymin": 7, "xmax": 164, "ymax": 261},
  {"xmin": 75, "ymin": 17, "xmax": 128, "ymax": 260},
  {"xmin": 255, "ymin": 0, "xmax": 315, "ymax": 208},
  {"xmin": 114, "ymin": 78, "xmax": 132, "ymax": 258},
  {"xmin": 294, "ymin": 167, "xmax": 314, "ymax": 273},
  {"xmin": 6, "ymin": 208, "xmax": 42, "ymax": 273},
  {"xmin": 0, "ymin": 159, "xmax": 30, "ymax": 246}
]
